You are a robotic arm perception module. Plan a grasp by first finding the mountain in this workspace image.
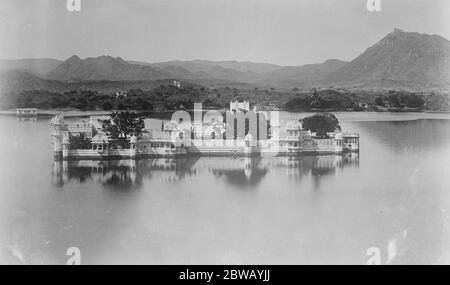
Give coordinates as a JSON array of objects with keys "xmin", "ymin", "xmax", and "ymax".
[
  {"xmin": 0, "ymin": 69, "xmax": 179, "ymax": 93},
  {"xmin": 135, "ymin": 59, "xmax": 349, "ymax": 86},
  {"xmin": 45, "ymin": 55, "xmax": 170, "ymax": 81},
  {"xmin": 0, "ymin": 58, "xmax": 62, "ymax": 75},
  {"xmin": 136, "ymin": 59, "xmax": 273, "ymax": 82},
  {"xmin": 324, "ymin": 28, "xmax": 450, "ymax": 89},
  {"xmin": 261, "ymin": 59, "xmax": 347, "ymax": 88},
  {"xmin": 2, "ymin": 29, "xmax": 449, "ymax": 91},
  {"xmin": 0, "ymin": 69, "xmax": 66, "ymax": 92},
  {"xmin": 149, "ymin": 59, "xmax": 281, "ymax": 74},
  {"xmin": 188, "ymin": 65, "xmax": 261, "ymax": 82}
]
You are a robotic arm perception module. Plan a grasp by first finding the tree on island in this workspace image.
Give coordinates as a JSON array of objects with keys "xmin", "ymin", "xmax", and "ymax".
[
  {"xmin": 69, "ymin": 133, "xmax": 91, "ymax": 149},
  {"xmin": 102, "ymin": 111, "xmax": 145, "ymax": 140},
  {"xmin": 301, "ymin": 113, "xmax": 341, "ymax": 138}
]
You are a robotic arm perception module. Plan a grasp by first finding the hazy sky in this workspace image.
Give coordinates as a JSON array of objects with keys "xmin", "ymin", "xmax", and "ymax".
[{"xmin": 0, "ymin": 0, "xmax": 449, "ymax": 66}]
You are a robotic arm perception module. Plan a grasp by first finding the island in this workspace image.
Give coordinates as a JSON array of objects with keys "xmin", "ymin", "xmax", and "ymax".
[{"xmin": 51, "ymin": 101, "xmax": 359, "ymax": 160}]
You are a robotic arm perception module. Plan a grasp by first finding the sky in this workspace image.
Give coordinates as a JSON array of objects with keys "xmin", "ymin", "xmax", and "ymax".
[{"xmin": 0, "ymin": 0, "xmax": 449, "ymax": 66}]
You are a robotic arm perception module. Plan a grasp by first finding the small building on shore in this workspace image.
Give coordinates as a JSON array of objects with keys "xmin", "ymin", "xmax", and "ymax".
[
  {"xmin": 16, "ymin": 108, "xmax": 37, "ymax": 117},
  {"xmin": 173, "ymin": 80, "xmax": 181, "ymax": 88},
  {"xmin": 230, "ymin": 101, "xmax": 250, "ymax": 113}
]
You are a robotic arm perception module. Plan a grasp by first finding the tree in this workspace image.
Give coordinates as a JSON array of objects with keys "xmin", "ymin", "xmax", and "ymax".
[
  {"xmin": 102, "ymin": 111, "xmax": 145, "ymax": 140},
  {"xmin": 310, "ymin": 88, "xmax": 322, "ymax": 108},
  {"xmin": 387, "ymin": 94, "xmax": 401, "ymax": 107},
  {"xmin": 301, "ymin": 113, "xmax": 341, "ymax": 138},
  {"xmin": 69, "ymin": 133, "xmax": 91, "ymax": 149},
  {"xmin": 102, "ymin": 101, "xmax": 114, "ymax": 110},
  {"xmin": 311, "ymin": 88, "xmax": 319, "ymax": 100},
  {"xmin": 374, "ymin": 96, "xmax": 384, "ymax": 106},
  {"xmin": 402, "ymin": 93, "xmax": 424, "ymax": 108},
  {"xmin": 134, "ymin": 98, "xmax": 153, "ymax": 110}
]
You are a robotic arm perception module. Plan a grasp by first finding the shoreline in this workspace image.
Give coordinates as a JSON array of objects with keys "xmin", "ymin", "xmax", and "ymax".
[{"xmin": 2, "ymin": 108, "xmax": 450, "ymax": 117}]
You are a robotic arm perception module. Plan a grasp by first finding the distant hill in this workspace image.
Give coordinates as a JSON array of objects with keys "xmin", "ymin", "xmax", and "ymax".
[
  {"xmin": 147, "ymin": 60, "xmax": 269, "ymax": 82},
  {"xmin": 149, "ymin": 59, "xmax": 281, "ymax": 74},
  {"xmin": 45, "ymin": 55, "xmax": 170, "ymax": 81},
  {"xmin": 0, "ymin": 70, "xmax": 66, "ymax": 92},
  {"xmin": 0, "ymin": 58, "xmax": 62, "ymax": 75},
  {"xmin": 260, "ymin": 59, "xmax": 347, "ymax": 88},
  {"xmin": 0, "ymin": 69, "xmax": 171, "ymax": 93},
  {"xmin": 324, "ymin": 29, "xmax": 450, "ymax": 89}
]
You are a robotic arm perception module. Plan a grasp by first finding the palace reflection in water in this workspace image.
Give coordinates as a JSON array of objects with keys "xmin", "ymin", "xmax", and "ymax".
[
  {"xmin": 2, "ymin": 115, "xmax": 450, "ymax": 264},
  {"xmin": 52, "ymin": 154, "xmax": 359, "ymax": 188}
]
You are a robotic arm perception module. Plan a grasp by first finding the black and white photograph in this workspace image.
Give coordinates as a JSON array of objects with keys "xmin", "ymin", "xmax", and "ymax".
[{"xmin": 0, "ymin": 0, "xmax": 449, "ymax": 270}]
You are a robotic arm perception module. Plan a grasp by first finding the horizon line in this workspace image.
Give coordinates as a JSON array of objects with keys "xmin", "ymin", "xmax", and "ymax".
[{"xmin": 1, "ymin": 28, "xmax": 448, "ymax": 67}]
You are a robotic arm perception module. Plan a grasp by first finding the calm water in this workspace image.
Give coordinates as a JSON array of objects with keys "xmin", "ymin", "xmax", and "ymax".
[{"xmin": 0, "ymin": 112, "xmax": 450, "ymax": 264}]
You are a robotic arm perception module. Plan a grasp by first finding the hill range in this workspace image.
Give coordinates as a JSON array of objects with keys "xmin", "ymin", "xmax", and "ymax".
[{"xmin": 1, "ymin": 29, "xmax": 449, "ymax": 93}]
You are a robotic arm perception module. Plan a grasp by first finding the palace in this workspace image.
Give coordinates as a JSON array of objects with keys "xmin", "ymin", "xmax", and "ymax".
[{"xmin": 51, "ymin": 103, "xmax": 359, "ymax": 160}]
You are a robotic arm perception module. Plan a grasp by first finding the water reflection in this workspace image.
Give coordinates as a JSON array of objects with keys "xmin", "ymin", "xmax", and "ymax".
[
  {"xmin": 52, "ymin": 158, "xmax": 200, "ymax": 187},
  {"xmin": 2, "ymin": 115, "xmax": 449, "ymax": 264},
  {"xmin": 16, "ymin": 117, "xmax": 37, "ymax": 122},
  {"xmin": 52, "ymin": 154, "xmax": 359, "ymax": 188}
]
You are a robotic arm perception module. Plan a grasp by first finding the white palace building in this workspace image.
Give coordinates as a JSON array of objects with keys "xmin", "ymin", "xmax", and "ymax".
[{"xmin": 51, "ymin": 102, "xmax": 359, "ymax": 160}]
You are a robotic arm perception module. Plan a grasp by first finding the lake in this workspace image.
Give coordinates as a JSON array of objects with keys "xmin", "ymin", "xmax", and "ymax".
[{"xmin": 0, "ymin": 112, "xmax": 450, "ymax": 264}]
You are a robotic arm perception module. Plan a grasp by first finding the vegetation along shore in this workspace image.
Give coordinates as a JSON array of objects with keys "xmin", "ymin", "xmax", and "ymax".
[{"xmin": 1, "ymin": 84, "xmax": 448, "ymax": 113}]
